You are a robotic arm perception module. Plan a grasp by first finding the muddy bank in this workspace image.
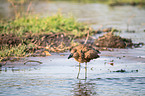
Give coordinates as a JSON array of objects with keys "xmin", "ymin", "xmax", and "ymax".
[
  {"xmin": 0, "ymin": 34, "xmax": 22, "ymax": 50},
  {"xmin": 24, "ymin": 32, "xmax": 73, "ymax": 53},
  {"xmin": 0, "ymin": 28, "xmax": 144, "ymax": 63},
  {"xmin": 0, "ymin": 28, "xmax": 103, "ymax": 58},
  {"xmin": 94, "ymin": 32, "xmax": 133, "ymax": 48}
]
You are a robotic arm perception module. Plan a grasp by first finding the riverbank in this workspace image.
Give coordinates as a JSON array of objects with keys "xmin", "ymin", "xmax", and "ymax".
[
  {"xmin": 1, "ymin": 14, "xmax": 144, "ymax": 64},
  {"xmin": 0, "ymin": 14, "xmax": 89, "ymax": 60}
]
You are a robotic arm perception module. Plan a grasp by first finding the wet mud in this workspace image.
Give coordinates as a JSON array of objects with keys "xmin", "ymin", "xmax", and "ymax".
[
  {"xmin": 0, "ymin": 34, "xmax": 22, "ymax": 50},
  {"xmin": 0, "ymin": 28, "xmax": 144, "ymax": 63},
  {"xmin": 25, "ymin": 32, "xmax": 73, "ymax": 52},
  {"xmin": 95, "ymin": 32, "xmax": 133, "ymax": 48}
]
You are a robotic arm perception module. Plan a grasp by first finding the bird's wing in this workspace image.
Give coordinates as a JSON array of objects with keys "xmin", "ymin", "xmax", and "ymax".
[{"xmin": 85, "ymin": 50, "xmax": 99, "ymax": 59}]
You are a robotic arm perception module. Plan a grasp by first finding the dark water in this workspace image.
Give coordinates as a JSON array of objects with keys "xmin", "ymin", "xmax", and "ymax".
[{"xmin": 0, "ymin": 0, "xmax": 145, "ymax": 96}]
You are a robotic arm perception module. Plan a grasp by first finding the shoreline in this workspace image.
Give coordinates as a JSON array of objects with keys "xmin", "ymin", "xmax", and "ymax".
[{"xmin": 1, "ymin": 46, "xmax": 145, "ymax": 71}]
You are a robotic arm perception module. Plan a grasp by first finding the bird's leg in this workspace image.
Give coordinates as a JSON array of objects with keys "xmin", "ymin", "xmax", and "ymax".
[
  {"xmin": 85, "ymin": 62, "xmax": 87, "ymax": 80},
  {"xmin": 77, "ymin": 63, "xmax": 81, "ymax": 79}
]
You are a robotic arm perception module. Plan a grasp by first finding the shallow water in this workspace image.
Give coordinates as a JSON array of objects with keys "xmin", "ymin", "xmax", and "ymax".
[
  {"xmin": 0, "ymin": 52, "xmax": 145, "ymax": 96},
  {"xmin": 0, "ymin": 0, "xmax": 145, "ymax": 96}
]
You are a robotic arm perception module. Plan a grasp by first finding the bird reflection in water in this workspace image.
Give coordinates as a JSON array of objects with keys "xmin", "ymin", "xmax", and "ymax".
[{"xmin": 72, "ymin": 79, "xmax": 97, "ymax": 96}]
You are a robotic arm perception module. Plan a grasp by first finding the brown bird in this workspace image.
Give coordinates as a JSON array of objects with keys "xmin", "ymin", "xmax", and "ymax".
[{"xmin": 68, "ymin": 44, "xmax": 100, "ymax": 79}]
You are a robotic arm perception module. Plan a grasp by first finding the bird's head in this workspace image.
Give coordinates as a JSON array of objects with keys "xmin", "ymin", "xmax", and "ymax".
[
  {"xmin": 68, "ymin": 48, "xmax": 77, "ymax": 59},
  {"xmin": 68, "ymin": 53, "xmax": 73, "ymax": 59}
]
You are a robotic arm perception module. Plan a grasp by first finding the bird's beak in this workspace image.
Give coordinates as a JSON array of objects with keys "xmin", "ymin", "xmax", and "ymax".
[
  {"xmin": 96, "ymin": 50, "xmax": 101, "ymax": 54},
  {"xmin": 68, "ymin": 53, "xmax": 73, "ymax": 59}
]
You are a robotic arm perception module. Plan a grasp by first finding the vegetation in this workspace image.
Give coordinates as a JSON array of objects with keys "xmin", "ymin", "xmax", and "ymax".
[
  {"xmin": 0, "ymin": 44, "xmax": 27, "ymax": 58},
  {"xmin": 0, "ymin": 14, "xmax": 91, "ymax": 61},
  {"xmin": 0, "ymin": 14, "xmax": 88, "ymax": 37}
]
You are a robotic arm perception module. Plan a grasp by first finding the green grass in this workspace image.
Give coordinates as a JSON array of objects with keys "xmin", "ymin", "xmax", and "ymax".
[
  {"xmin": 0, "ymin": 44, "xmax": 26, "ymax": 58},
  {"xmin": 0, "ymin": 14, "xmax": 88, "ymax": 37},
  {"xmin": 0, "ymin": 43, "xmax": 38, "ymax": 61}
]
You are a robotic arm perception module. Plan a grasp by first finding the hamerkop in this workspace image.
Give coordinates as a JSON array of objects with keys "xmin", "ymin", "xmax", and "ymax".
[{"xmin": 68, "ymin": 44, "xmax": 100, "ymax": 79}]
